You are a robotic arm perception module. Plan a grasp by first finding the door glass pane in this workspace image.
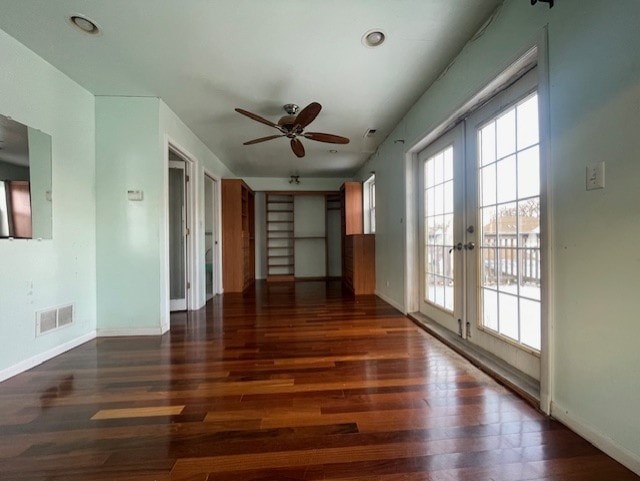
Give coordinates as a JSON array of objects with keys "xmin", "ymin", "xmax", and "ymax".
[
  {"xmin": 496, "ymin": 109, "xmax": 516, "ymax": 159},
  {"xmin": 424, "ymin": 145, "xmax": 455, "ymax": 312},
  {"xmin": 477, "ymin": 92, "xmax": 541, "ymax": 349},
  {"xmin": 520, "ymin": 298, "xmax": 541, "ymax": 350},
  {"xmin": 517, "ymin": 95, "xmax": 539, "ymax": 150}
]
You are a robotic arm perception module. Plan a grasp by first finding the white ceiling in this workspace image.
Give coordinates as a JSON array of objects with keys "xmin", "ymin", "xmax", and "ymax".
[{"xmin": 0, "ymin": 0, "xmax": 502, "ymax": 178}]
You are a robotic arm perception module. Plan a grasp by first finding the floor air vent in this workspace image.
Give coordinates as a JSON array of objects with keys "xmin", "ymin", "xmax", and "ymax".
[{"xmin": 36, "ymin": 304, "xmax": 74, "ymax": 336}]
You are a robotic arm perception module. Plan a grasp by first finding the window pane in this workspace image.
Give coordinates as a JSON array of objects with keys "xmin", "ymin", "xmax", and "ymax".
[
  {"xmin": 497, "ymin": 247, "xmax": 518, "ymax": 294},
  {"xmin": 427, "ymin": 187, "xmax": 435, "ymax": 216},
  {"xmin": 479, "ymin": 122, "xmax": 496, "ymax": 166},
  {"xmin": 499, "ymin": 293, "xmax": 519, "ymax": 340},
  {"xmin": 426, "ymin": 158, "xmax": 435, "ymax": 188},
  {"xmin": 480, "ymin": 164, "xmax": 496, "ymax": 206},
  {"xmin": 443, "ymin": 213, "xmax": 454, "ymax": 246},
  {"xmin": 517, "ymin": 94, "xmax": 539, "ymax": 150},
  {"xmin": 480, "ymin": 206, "xmax": 497, "ymax": 247},
  {"xmin": 433, "ymin": 184, "xmax": 444, "ymax": 215},
  {"xmin": 518, "ymin": 146, "xmax": 540, "ymax": 199},
  {"xmin": 443, "ymin": 147, "xmax": 453, "ymax": 181},
  {"xmin": 482, "ymin": 288, "xmax": 498, "ymax": 331},
  {"xmin": 481, "ymin": 248, "xmax": 497, "ymax": 288},
  {"xmin": 496, "ymin": 155, "xmax": 517, "ymax": 203},
  {"xmin": 434, "ymin": 152, "xmax": 444, "ymax": 185},
  {"xmin": 443, "ymin": 180, "xmax": 453, "ymax": 214},
  {"xmin": 520, "ymin": 298, "xmax": 541, "ymax": 350},
  {"xmin": 496, "ymin": 108, "xmax": 516, "ymax": 159}
]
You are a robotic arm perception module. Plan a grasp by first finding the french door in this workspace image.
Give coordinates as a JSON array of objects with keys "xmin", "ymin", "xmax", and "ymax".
[
  {"xmin": 418, "ymin": 124, "xmax": 465, "ymax": 334},
  {"xmin": 419, "ymin": 68, "xmax": 543, "ymax": 377}
]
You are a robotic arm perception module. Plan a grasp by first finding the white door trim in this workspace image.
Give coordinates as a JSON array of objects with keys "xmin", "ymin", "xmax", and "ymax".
[{"xmin": 204, "ymin": 168, "xmax": 223, "ymax": 296}]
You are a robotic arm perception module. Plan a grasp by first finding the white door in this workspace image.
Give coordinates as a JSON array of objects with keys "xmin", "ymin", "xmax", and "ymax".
[
  {"xmin": 169, "ymin": 160, "xmax": 188, "ymax": 311},
  {"xmin": 418, "ymin": 68, "xmax": 543, "ymax": 379},
  {"xmin": 418, "ymin": 124, "xmax": 465, "ymax": 334},
  {"xmin": 465, "ymin": 68, "xmax": 542, "ymax": 369}
]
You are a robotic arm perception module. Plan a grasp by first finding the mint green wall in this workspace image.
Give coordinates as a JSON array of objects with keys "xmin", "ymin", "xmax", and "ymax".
[
  {"xmin": 0, "ymin": 29, "xmax": 96, "ymax": 374},
  {"xmin": 95, "ymin": 97, "xmax": 163, "ymax": 334},
  {"xmin": 95, "ymin": 99, "xmax": 235, "ymax": 333},
  {"xmin": 357, "ymin": 0, "xmax": 640, "ymax": 467}
]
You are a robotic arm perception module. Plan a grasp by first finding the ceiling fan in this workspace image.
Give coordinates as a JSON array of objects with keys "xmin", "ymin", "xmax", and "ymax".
[{"xmin": 235, "ymin": 102, "xmax": 350, "ymax": 158}]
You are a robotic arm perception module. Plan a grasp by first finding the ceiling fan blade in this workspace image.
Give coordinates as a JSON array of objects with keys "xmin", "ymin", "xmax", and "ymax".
[
  {"xmin": 235, "ymin": 108, "xmax": 282, "ymax": 130},
  {"xmin": 290, "ymin": 138, "xmax": 305, "ymax": 158},
  {"xmin": 303, "ymin": 132, "xmax": 350, "ymax": 144},
  {"xmin": 243, "ymin": 134, "xmax": 285, "ymax": 145},
  {"xmin": 293, "ymin": 102, "xmax": 322, "ymax": 130}
]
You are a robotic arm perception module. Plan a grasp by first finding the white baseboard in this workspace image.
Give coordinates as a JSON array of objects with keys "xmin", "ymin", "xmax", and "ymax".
[
  {"xmin": 375, "ymin": 290, "xmax": 406, "ymax": 314},
  {"xmin": 551, "ymin": 402, "xmax": 640, "ymax": 475},
  {"xmin": 0, "ymin": 330, "xmax": 97, "ymax": 383},
  {"xmin": 97, "ymin": 327, "xmax": 165, "ymax": 337}
]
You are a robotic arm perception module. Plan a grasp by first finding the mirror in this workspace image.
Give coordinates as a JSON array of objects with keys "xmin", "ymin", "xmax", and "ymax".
[{"xmin": 0, "ymin": 114, "xmax": 52, "ymax": 239}]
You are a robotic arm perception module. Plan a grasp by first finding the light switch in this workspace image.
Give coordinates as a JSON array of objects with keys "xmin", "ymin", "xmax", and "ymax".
[{"xmin": 586, "ymin": 162, "xmax": 605, "ymax": 190}]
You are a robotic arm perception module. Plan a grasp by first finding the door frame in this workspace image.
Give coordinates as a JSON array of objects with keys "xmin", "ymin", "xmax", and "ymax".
[
  {"xmin": 404, "ymin": 32, "xmax": 552, "ymax": 413},
  {"xmin": 169, "ymin": 159, "xmax": 188, "ymax": 311},
  {"xmin": 162, "ymin": 137, "xmax": 198, "ymax": 331},
  {"xmin": 204, "ymin": 169, "xmax": 223, "ymax": 297}
]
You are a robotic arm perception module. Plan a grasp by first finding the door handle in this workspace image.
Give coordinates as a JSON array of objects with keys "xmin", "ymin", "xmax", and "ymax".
[
  {"xmin": 449, "ymin": 242, "xmax": 463, "ymax": 253},
  {"xmin": 449, "ymin": 242, "xmax": 475, "ymax": 253}
]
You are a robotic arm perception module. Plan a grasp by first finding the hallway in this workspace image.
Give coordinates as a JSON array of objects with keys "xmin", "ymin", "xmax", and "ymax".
[{"xmin": 0, "ymin": 281, "xmax": 636, "ymax": 480}]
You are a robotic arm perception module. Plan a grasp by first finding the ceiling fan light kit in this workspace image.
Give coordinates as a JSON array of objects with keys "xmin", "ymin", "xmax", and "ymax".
[{"xmin": 235, "ymin": 102, "xmax": 350, "ymax": 158}]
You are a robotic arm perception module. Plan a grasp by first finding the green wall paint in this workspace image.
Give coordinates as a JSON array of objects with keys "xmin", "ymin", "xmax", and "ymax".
[
  {"xmin": 96, "ymin": 97, "xmax": 163, "ymax": 334},
  {"xmin": 0, "ymin": 29, "xmax": 96, "ymax": 375}
]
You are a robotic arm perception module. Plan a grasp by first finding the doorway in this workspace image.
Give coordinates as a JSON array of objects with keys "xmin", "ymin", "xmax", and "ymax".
[
  {"xmin": 168, "ymin": 151, "xmax": 189, "ymax": 312},
  {"xmin": 204, "ymin": 174, "xmax": 219, "ymax": 300}
]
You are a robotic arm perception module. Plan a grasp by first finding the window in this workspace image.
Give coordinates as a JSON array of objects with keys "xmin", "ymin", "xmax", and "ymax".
[{"xmin": 363, "ymin": 174, "xmax": 376, "ymax": 234}]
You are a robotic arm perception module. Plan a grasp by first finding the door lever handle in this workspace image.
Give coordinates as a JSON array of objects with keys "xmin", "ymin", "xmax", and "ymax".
[{"xmin": 449, "ymin": 242, "xmax": 463, "ymax": 254}]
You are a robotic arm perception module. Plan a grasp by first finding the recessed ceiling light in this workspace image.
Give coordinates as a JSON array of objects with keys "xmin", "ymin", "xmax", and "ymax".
[
  {"xmin": 67, "ymin": 14, "xmax": 101, "ymax": 35},
  {"xmin": 329, "ymin": 149, "xmax": 338, "ymax": 154},
  {"xmin": 362, "ymin": 29, "xmax": 386, "ymax": 48}
]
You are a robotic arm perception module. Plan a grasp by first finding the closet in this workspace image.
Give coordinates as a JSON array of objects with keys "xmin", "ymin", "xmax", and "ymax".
[{"xmin": 265, "ymin": 192, "xmax": 341, "ymax": 281}]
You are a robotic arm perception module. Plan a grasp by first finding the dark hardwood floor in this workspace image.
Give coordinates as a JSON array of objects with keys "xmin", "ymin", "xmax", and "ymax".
[{"xmin": 0, "ymin": 280, "xmax": 637, "ymax": 480}]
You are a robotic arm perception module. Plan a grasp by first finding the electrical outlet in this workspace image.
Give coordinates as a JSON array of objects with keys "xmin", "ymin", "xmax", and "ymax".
[
  {"xmin": 586, "ymin": 161, "xmax": 605, "ymax": 190},
  {"xmin": 385, "ymin": 280, "xmax": 390, "ymax": 287}
]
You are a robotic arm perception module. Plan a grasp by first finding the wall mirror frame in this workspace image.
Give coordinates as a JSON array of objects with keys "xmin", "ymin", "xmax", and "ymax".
[{"xmin": 0, "ymin": 113, "xmax": 52, "ymax": 239}]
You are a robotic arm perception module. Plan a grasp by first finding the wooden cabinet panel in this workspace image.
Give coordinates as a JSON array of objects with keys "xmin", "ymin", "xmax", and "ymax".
[
  {"xmin": 340, "ymin": 182, "xmax": 363, "ymax": 235},
  {"xmin": 343, "ymin": 234, "xmax": 375, "ymax": 295},
  {"xmin": 340, "ymin": 182, "xmax": 375, "ymax": 295},
  {"xmin": 222, "ymin": 179, "xmax": 255, "ymax": 292}
]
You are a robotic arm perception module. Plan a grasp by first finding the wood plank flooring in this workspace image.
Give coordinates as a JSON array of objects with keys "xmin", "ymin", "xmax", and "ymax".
[{"xmin": 0, "ymin": 280, "xmax": 637, "ymax": 480}]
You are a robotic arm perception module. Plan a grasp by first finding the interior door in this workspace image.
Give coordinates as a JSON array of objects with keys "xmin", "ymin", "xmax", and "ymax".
[
  {"xmin": 204, "ymin": 175, "xmax": 218, "ymax": 300},
  {"xmin": 418, "ymin": 124, "xmax": 465, "ymax": 334},
  {"xmin": 169, "ymin": 160, "xmax": 187, "ymax": 311}
]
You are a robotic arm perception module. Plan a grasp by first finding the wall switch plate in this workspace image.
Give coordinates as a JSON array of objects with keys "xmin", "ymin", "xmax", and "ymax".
[{"xmin": 586, "ymin": 161, "xmax": 605, "ymax": 190}]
